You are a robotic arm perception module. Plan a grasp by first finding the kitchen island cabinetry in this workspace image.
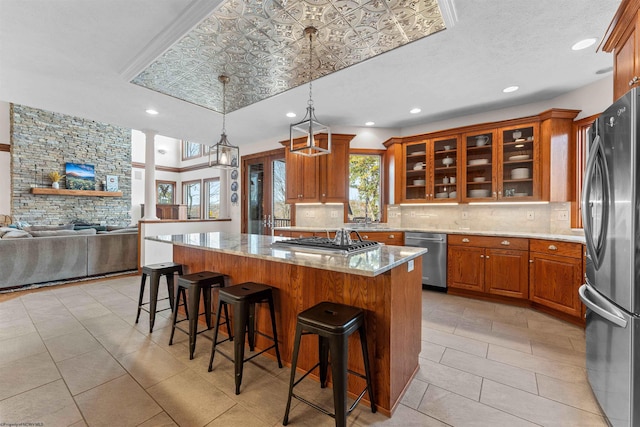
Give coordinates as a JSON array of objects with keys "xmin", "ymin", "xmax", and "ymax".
[
  {"xmin": 150, "ymin": 232, "xmax": 426, "ymax": 416},
  {"xmin": 448, "ymin": 235, "xmax": 529, "ymax": 299},
  {"xmin": 529, "ymin": 239, "xmax": 584, "ymax": 319},
  {"xmin": 282, "ymin": 134, "xmax": 354, "ymax": 204}
]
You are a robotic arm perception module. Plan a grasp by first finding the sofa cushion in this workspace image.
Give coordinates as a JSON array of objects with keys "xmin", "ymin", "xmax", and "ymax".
[
  {"xmin": 30, "ymin": 229, "xmax": 97, "ymax": 237},
  {"xmin": 106, "ymin": 227, "xmax": 138, "ymax": 234},
  {"xmin": 25, "ymin": 224, "xmax": 74, "ymax": 232},
  {"xmin": 0, "ymin": 229, "xmax": 33, "ymax": 239}
]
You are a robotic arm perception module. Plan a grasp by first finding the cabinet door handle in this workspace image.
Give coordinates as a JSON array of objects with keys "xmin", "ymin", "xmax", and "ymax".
[
  {"xmin": 362, "ymin": 235, "xmax": 369, "ymax": 239},
  {"xmin": 389, "ymin": 234, "xmax": 395, "ymax": 238},
  {"xmin": 485, "ymin": 255, "xmax": 490, "ymax": 259},
  {"xmin": 480, "ymin": 254, "xmax": 484, "ymax": 258},
  {"xmin": 501, "ymin": 240, "xmax": 510, "ymax": 246},
  {"xmin": 548, "ymin": 245, "xmax": 558, "ymax": 251},
  {"xmin": 529, "ymin": 259, "xmax": 534, "ymax": 263},
  {"xmin": 462, "ymin": 238, "xmax": 470, "ymax": 243},
  {"xmin": 630, "ymin": 76, "xmax": 640, "ymax": 86}
]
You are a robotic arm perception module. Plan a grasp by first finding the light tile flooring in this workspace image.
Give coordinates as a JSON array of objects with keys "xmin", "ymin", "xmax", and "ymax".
[{"xmin": 0, "ymin": 275, "xmax": 607, "ymax": 426}]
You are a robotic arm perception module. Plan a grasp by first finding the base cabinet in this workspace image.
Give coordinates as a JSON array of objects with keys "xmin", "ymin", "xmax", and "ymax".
[
  {"xmin": 448, "ymin": 235, "xmax": 529, "ymax": 299},
  {"xmin": 529, "ymin": 239, "xmax": 584, "ymax": 318}
]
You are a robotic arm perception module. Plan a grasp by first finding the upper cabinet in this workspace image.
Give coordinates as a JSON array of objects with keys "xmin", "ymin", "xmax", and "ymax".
[
  {"xmin": 602, "ymin": 0, "xmax": 640, "ymax": 100},
  {"xmin": 385, "ymin": 109, "xmax": 579, "ymax": 204},
  {"xmin": 401, "ymin": 136, "xmax": 461, "ymax": 202},
  {"xmin": 282, "ymin": 134, "xmax": 354, "ymax": 204}
]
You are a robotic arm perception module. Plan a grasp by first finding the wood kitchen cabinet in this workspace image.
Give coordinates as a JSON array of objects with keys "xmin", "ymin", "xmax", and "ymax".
[
  {"xmin": 529, "ymin": 239, "xmax": 584, "ymax": 319},
  {"xmin": 448, "ymin": 235, "xmax": 529, "ymax": 299},
  {"xmin": 355, "ymin": 230, "xmax": 404, "ymax": 246},
  {"xmin": 282, "ymin": 134, "xmax": 354, "ymax": 204},
  {"xmin": 401, "ymin": 136, "xmax": 460, "ymax": 203},
  {"xmin": 385, "ymin": 109, "xmax": 579, "ymax": 204},
  {"xmin": 602, "ymin": 0, "xmax": 640, "ymax": 100}
]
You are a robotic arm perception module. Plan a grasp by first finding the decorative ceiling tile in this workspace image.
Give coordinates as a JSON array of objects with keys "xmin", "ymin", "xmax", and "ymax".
[{"xmin": 131, "ymin": 0, "xmax": 446, "ymax": 113}]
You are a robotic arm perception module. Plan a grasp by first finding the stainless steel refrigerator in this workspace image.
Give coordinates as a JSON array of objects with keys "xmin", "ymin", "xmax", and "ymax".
[{"xmin": 580, "ymin": 87, "xmax": 640, "ymax": 427}]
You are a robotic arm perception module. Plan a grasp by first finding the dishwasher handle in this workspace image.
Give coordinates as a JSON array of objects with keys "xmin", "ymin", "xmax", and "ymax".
[{"xmin": 405, "ymin": 236, "xmax": 446, "ymax": 243}]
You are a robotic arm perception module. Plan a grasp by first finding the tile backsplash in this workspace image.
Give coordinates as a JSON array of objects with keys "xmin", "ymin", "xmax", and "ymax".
[{"xmin": 296, "ymin": 202, "xmax": 580, "ymax": 236}]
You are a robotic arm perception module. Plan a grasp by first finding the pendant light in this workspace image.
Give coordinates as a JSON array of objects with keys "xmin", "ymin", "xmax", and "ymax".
[
  {"xmin": 209, "ymin": 75, "xmax": 239, "ymax": 168},
  {"xmin": 290, "ymin": 26, "xmax": 331, "ymax": 157}
]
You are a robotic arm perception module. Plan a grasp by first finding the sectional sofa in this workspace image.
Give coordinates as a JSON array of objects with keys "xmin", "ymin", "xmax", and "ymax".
[{"xmin": 0, "ymin": 226, "xmax": 138, "ymax": 290}]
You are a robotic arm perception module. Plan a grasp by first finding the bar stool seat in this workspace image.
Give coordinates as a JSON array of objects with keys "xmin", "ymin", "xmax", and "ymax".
[
  {"xmin": 135, "ymin": 262, "xmax": 183, "ymax": 333},
  {"xmin": 283, "ymin": 301, "xmax": 376, "ymax": 427},
  {"xmin": 208, "ymin": 281, "xmax": 283, "ymax": 394},
  {"xmin": 169, "ymin": 271, "xmax": 231, "ymax": 360}
]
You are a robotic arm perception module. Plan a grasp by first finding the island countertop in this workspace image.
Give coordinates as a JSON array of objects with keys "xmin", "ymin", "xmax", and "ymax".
[{"xmin": 147, "ymin": 232, "xmax": 427, "ymax": 277}]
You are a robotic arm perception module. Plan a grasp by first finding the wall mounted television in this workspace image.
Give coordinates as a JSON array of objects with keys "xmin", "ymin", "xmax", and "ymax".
[{"xmin": 65, "ymin": 163, "xmax": 95, "ymax": 190}]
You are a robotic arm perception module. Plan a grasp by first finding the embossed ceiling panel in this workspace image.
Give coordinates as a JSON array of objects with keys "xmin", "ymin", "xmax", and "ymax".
[{"xmin": 132, "ymin": 0, "xmax": 446, "ymax": 113}]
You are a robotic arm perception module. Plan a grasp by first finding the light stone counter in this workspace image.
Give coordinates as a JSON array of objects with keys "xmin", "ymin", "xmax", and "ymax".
[
  {"xmin": 274, "ymin": 226, "xmax": 586, "ymax": 244},
  {"xmin": 147, "ymin": 232, "xmax": 427, "ymax": 277}
]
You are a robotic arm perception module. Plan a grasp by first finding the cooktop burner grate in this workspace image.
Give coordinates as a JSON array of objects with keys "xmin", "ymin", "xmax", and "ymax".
[{"xmin": 272, "ymin": 236, "xmax": 380, "ymax": 254}]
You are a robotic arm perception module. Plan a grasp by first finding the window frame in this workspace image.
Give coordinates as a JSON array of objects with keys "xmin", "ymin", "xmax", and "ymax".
[
  {"xmin": 348, "ymin": 149, "xmax": 386, "ymax": 223},
  {"xmin": 203, "ymin": 177, "xmax": 221, "ymax": 220},
  {"xmin": 182, "ymin": 179, "xmax": 202, "ymax": 219},
  {"xmin": 181, "ymin": 140, "xmax": 203, "ymax": 160}
]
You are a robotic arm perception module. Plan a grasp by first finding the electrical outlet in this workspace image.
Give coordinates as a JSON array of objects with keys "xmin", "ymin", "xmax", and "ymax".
[
  {"xmin": 330, "ymin": 210, "xmax": 338, "ymax": 218},
  {"xmin": 557, "ymin": 210, "xmax": 569, "ymax": 221},
  {"xmin": 462, "ymin": 211, "xmax": 468, "ymax": 219},
  {"xmin": 304, "ymin": 211, "xmax": 315, "ymax": 218},
  {"xmin": 526, "ymin": 211, "xmax": 535, "ymax": 220},
  {"xmin": 407, "ymin": 260, "xmax": 414, "ymax": 272},
  {"xmin": 410, "ymin": 211, "xmax": 416, "ymax": 217}
]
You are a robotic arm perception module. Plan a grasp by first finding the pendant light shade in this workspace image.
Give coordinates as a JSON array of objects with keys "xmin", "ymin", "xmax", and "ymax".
[
  {"xmin": 290, "ymin": 26, "xmax": 331, "ymax": 157},
  {"xmin": 209, "ymin": 75, "xmax": 239, "ymax": 168}
]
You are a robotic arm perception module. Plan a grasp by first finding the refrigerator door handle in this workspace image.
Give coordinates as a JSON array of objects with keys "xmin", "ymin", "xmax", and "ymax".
[
  {"xmin": 578, "ymin": 284, "xmax": 627, "ymax": 328},
  {"xmin": 581, "ymin": 131, "xmax": 610, "ymax": 270}
]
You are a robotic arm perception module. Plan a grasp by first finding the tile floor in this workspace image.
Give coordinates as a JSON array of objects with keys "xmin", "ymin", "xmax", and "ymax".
[{"xmin": 0, "ymin": 275, "xmax": 607, "ymax": 426}]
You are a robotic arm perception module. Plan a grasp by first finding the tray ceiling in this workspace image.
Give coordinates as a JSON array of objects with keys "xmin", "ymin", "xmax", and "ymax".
[{"xmin": 131, "ymin": 0, "xmax": 446, "ymax": 113}]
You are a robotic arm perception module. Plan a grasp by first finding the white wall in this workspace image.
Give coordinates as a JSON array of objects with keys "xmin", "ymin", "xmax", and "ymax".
[{"xmin": 0, "ymin": 101, "xmax": 10, "ymax": 214}]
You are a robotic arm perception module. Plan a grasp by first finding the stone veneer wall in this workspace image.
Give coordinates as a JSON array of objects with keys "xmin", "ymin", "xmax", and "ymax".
[{"xmin": 10, "ymin": 104, "xmax": 132, "ymax": 225}]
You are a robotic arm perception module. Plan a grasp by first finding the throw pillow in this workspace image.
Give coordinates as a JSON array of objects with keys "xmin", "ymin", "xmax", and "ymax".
[
  {"xmin": 0, "ymin": 229, "xmax": 33, "ymax": 239},
  {"xmin": 25, "ymin": 224, "xmax": 75, "ymax": 231}
]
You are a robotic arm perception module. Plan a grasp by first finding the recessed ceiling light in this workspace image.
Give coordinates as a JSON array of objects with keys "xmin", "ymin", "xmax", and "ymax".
[
  {"xmin": 145, "ymin": 109, "xmax": 159, "ymax": 115},
  {"xmin": 410, "ymin": 108, "xmax": 421, "ymax": 114},
  {"xmin": 286, "ymin": 112, "xmax": 296, "ymax": 118},
  {"xmin": 365, "ymin": 121, "xmax": 375, "ymax": 126},
  {"xmin": 571, "ymin": 38, "xmax": 597, "ymax": 51},
  {"xmin": 503, "ymin": 86, "xmax": 519, "ymax": 93}
]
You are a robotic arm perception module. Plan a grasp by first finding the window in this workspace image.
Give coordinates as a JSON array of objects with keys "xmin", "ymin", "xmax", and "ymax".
[
  {"xmin": 182, "ymin": 180, "xmax": 201, "ymax": 219},
  {"xmin": 349, "ymin": 153, "xmax": 382, "ymax": 222},
  {"xmin": 204, "ymin": 178, "xmax": 220, "ymax": 219},
  {"xmin": 182, "ymin": 140, "xmax": 202, "ymax": 160},
  {"xmin": 156, "ymin": 181, "xmax": 175, "ymax": 204}
]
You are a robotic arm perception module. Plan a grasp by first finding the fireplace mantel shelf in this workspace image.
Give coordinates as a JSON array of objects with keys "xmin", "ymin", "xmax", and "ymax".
[{"xmin": 30, "ymin": 188, "xmax": 123, "ymax": 197}]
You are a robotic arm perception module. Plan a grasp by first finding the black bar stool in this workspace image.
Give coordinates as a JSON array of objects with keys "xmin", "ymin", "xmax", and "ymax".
[
  {"xmin": 169, "ymin": 271, "xmax": 232, "ymax": 360},
  {"xmin": 283, "ymin": 301, "xmax": 376, "ymax": 427},
  {"xmin": 135, "ymin": 262, "xmax": 183, "ymax": 333},
  {"xmin": 208, "ymin": 282, "xmax": 283, "ymax": 394}
]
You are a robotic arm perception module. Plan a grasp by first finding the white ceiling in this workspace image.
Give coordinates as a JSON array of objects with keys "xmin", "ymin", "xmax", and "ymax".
[{"xmin": 0, "ymin": 0, "xmax": 621, "ymax": 148}]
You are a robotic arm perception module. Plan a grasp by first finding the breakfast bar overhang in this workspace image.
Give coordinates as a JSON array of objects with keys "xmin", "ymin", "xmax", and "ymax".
[{"xmin": 148, "ymin": 232, "xmax": 426, "ymax": 416}]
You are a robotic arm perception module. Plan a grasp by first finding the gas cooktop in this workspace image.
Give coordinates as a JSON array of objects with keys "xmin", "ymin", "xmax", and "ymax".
[{"xmin": 272, "ymin": 236, "xmax": 380, "ymax": 255}]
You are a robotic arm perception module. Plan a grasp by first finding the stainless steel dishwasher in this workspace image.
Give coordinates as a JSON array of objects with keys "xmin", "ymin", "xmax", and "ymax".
[{"xmin": 404, "ymin": 232, "xmax": 447, "ymax": 291}]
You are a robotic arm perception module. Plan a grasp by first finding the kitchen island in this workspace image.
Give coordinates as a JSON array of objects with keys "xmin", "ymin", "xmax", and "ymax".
[{"xmin": 148, "ymin": 232, "xmax": 426, "ymax": 416}]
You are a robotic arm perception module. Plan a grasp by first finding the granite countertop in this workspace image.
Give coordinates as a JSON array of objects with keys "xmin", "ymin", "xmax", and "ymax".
[
  {"xmin": 274, "ymin": 226, "xmax": 586, "ymax": 244},
  {"xmin": 147, "ymin": 232, "xmax": 427, "ymax": 277}
]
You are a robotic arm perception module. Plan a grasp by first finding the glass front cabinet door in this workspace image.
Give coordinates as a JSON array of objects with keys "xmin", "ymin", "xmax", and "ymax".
[
  {"xmin": 431, "ymin": 136, "xmax": 460, "ymax": 202},
  {"xmin": 462, "ymin": 130, "xmax": 497, "ymax": 202},
  {"xmin": 403, "ymin": 141, "xmax": 428, "ymax": 201},
  {"xmin": 498, "ymin": 124, "xmax": 540, "ymax": 200}
]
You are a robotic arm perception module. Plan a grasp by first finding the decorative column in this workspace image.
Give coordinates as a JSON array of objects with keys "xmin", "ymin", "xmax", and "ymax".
[{"xmin": 143, "ymin": 130, "xmax": 159, "ymax": 220}]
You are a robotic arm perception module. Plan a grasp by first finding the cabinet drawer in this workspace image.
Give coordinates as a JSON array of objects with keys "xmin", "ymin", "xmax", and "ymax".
[
  {"xmin": 358, "ymin": 231, "xmax": 404, "ymax": 246},
  {"xmin": 448, "ymin": 234, "xmax": 528, "ymax": 250},
  {"xmin": 530, "ymin": 239, "xmax": 582, "ymax": 258}
]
